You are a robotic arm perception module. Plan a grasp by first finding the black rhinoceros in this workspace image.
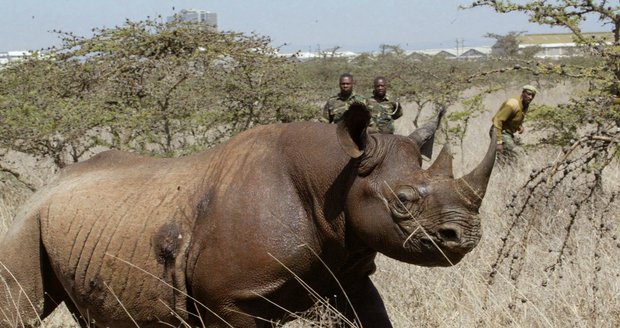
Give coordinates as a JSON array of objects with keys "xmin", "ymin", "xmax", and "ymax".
[{"xmin": 0, "ymin": 104, "xmax": 495, "ymax": 327}]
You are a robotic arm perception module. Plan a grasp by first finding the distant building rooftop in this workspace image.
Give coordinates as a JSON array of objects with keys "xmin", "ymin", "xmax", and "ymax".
[
  {"xmin": 517, "ymin": 32, "xmax": 613, "ymax": 59},
  {"xmin": 408, "ymin": 47, "xmax": 492, "ymax": 59},
  {"xmin": 518, "ymin": 32, "xmax": 613, "ymax": 45}
]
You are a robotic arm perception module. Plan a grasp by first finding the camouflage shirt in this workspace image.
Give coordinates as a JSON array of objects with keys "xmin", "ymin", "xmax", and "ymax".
[
  {"xmin": 322, "ymin": 92, "xmax": 367, "ymax": 123},
  {"xmin": 366, "ymin": 93, "xmax": 402, "ymax": 134}
]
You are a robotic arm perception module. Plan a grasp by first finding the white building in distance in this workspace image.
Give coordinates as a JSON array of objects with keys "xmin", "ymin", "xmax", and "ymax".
[
  {"xmin": 517, "ymin": 32, "xmax": 613, "ymax": 59},
  {"xmin": 167, "ymin": 9, "xmax": 217, "ymax": 30},
  {"xmin": 0, "ymin": 51, "xmax": 31, "ymax": 65}
]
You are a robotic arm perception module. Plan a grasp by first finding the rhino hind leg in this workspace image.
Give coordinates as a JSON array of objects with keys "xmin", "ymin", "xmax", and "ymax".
[
  {"xmin": 0, "ymin": 211, "xmax": 72, "ymax": 327},
  {"xmin": 38, "ymin": 245, "xmax": 88, "ymax": 327}
]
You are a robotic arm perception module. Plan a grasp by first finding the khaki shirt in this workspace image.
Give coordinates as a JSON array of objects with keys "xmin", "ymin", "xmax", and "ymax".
[
  {"xmin": 366, "ymin": 94, "xmax": 402, "ymax": 134},
  {"xmin": 322, "ymin": 93, "xmax": 366, "ymax": 123},
  {"xmin": 492, "ymin": 97, "xmax": 526, "ymax": 143}
]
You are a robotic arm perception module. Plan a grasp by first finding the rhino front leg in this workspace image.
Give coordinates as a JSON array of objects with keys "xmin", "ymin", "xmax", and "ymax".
[{"xmin": 335, "ymin": 275, "xmax": 393, "ymax": 328}]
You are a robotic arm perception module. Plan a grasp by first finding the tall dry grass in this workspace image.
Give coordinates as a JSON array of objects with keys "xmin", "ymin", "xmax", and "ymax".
[{"xmin": 0, "ymin": 86, "xmax": 618, "ymax": 327}]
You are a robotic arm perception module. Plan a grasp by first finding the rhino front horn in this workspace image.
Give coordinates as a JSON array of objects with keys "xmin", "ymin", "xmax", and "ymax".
[{"xmin": 457, "ymin": 127, "xmax": 497, "ymax": 207}]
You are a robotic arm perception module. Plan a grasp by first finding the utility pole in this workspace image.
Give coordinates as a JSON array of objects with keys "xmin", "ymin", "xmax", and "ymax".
[{"xmin": 456, "ymin": 38, "xmax": 464, "ymax": 59}]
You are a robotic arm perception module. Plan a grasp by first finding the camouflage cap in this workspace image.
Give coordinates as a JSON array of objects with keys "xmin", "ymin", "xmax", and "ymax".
[{"xmin": 522, "ymin": 85, "xmax": 538, "ymax": 95}]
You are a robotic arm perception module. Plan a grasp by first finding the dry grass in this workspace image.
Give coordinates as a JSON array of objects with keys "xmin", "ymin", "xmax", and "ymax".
[
  {"xmin": 369, "ymin": 150, "xmax": 619, "ymax": 328},
  {"xmin": 0, "ymin": 86, "xmax": 618, "ymax": 327}
]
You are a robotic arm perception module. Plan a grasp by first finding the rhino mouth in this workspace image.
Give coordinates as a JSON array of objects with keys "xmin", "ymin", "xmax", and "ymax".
[
  {"xmin": 399, "ymin": 222, "xmax": 478, "ymax": 260},
  {"xmin": 394, "ymin": 222, "xmax": 476, "ymax": 266},
  {"xmin": 420, "ymin": 236, "xmax": 475, "ymax": 255}
]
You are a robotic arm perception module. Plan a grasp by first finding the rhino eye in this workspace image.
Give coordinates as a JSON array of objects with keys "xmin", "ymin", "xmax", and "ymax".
[
  {"xmin": 396, "ymin": 187, "xmax": 418, "ymax": 203},
  {"xmin": 391, "ymin": 186, "xmax": 420, "ymax": 217},
  {"xmin": 397, "ymin": 193, "xmax": 409, "ymax": 203}
]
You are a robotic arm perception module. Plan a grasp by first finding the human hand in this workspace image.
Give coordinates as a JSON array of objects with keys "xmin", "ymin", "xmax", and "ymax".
[{"xmin": 496, "ymin": 144, "xmax": 504, "ymax": 152}]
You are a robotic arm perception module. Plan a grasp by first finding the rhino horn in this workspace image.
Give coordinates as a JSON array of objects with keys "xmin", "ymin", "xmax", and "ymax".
[
  {"xmin": 408, "ymin": 108, "xmax": 446, "ymax": 159},
  {"xmin": 427, "ymin": 144, "xmax": 453, "ymax": 178},
  {"xmin": 336, "ymin": 102, "xmax": 371, "ymax": 158},
  {"xmin": 457, "ymin": 127, "xmax": 497, "ymax": 207}
]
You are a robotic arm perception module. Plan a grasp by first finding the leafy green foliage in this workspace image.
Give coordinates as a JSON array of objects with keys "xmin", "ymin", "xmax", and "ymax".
[
  {"xmin": 0, "ymin": 19, "xmax": 307, "ymax": 165},
  {"xmin": 0, "ymin": 57, "xmax": 102, "ymax": 167}
]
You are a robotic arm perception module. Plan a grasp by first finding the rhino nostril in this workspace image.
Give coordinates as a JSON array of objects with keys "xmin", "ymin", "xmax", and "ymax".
[
  {"xmin": 438, "ymin": 228, "xmax": 460, "ymax": 242},
  {"xmin": 421, "ymin": 238, "xmax": 433, "ymax": 246}
]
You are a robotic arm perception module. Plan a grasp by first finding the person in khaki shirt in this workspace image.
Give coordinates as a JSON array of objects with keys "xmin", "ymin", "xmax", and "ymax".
[{"xmin": 492, "ymin": 85, "xmax": 537, "ymax": 153}]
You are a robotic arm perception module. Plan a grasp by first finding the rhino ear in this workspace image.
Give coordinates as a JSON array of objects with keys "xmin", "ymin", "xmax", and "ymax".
[{"xmin": 336, "ymin": 102, "xmax": 371, "ymax": 158}]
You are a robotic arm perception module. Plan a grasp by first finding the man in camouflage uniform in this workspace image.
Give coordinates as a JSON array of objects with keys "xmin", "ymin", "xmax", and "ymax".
[
  {"xmin": 366, "ymin": 76, "xmax": 402, "ymax": 134},
  {"xmin": 323, "ymin": 73, "xmax": 366, "ymax": 123},
  {"xmin": 492, "ymin": 85, "xmax": 537, "ymax": 154}
]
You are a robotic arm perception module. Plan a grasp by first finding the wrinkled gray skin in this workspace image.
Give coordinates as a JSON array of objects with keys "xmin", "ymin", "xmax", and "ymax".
[{"xmin": 0, "ymin": 105, "xmax": 495, "ymax": 327}]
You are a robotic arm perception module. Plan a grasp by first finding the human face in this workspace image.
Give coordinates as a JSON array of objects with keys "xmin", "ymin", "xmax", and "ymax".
[
  {"xmin": 374, "ymin": 79, "xmax": 387, "ymax": 98},
  {"xmin": 339, "ymin": 77, "xmax": 353, "ymax": 96},
  {"xmin": 521, "ymin": 90, "xmax": 535, "ymax": 105}
]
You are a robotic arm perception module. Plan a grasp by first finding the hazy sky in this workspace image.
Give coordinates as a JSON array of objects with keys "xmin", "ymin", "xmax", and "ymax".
[{"xmin": 1, "ymin": 0, "xmax": 609, "ymax": 53}]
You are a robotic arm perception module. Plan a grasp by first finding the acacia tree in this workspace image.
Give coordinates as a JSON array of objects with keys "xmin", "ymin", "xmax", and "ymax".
[
  {"xmin": 465, "ymin": 1, "xmax": 620, "ymax": 321},
  {"xmin": 0, "ymin": 18, "xmax": 308, "ymax": 168},
  {"xmin": 57, "ymin": 19, "xmax": 308, "ymax": 156},
  {"xmin": 0, "ymin": 54, "xmax": 103, "ymax": 169},
  {"xmin": 484, "ymin": 30, "xmax": 547, "ymax": 58},
  {"xmin": 213, "ymin": 35, "xmax": 317, "ymax": 134},
  {"xmin": 447, "ymin": 92, "xmax": 492, "ymax": 165},
  {"xmin": 486, "ymin": 31, "xmax": 524, "ymax": 57},
  {"xmin": 395, "ymin": 56, "xmax": 484, "ymax": 128}
]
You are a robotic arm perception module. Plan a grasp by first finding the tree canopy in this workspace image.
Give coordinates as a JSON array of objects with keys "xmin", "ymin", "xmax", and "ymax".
[{"xmin": 0, "ymin": 19, "xmax": 313, "ymax": 167}]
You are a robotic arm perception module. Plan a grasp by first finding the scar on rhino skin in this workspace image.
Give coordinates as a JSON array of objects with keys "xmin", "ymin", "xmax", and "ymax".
[{"xmin": 153, "ymin": 223, "xmax": 181, "ymax": 266}]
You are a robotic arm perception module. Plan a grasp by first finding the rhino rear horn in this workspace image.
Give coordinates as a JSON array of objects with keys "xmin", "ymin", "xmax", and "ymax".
[
  {"xmin": 457, "ymin": 127, "xmax": 497, "ymax": 207},
  {"xmin": 336, "ymin": 102, "xmax": 371, "ymax": 158},
  {"xmin": 427, "ymin": 144, "xmax": 453, "ymax": 178},
  {"xmin": 409, "ymin": 108, "xmax": 446, "ymax": 159}
]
